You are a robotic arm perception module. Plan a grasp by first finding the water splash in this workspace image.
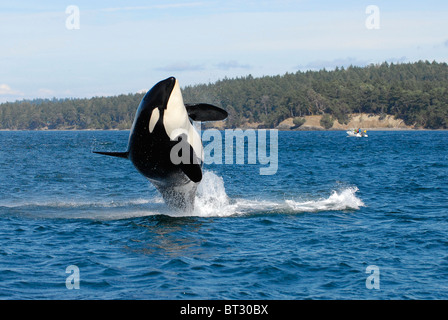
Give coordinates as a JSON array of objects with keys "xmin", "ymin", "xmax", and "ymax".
[
  {"xmin": 285, "ymin": 187, "xmax": 365, "ymax": 212},
  {"xmin": 188, "ymin": 172, "xmax": 365, "ymax": 217},
  {"xmin": 193, "ymin": 171, "xmax": 235, "ymax": 217},
  {"xmin": 1, "ymin": 171, "xmax": 365, "ymax": 219}
]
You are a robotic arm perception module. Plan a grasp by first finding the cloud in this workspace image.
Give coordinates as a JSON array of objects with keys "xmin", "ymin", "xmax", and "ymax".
[
  {"xmin": 0, "ymin": 84, "xmax": 23, "ymax": 96},
  {"xmin": 215, "ymin": 60, "xmax": 252, "ymax": 70},
  {"xmin": 298, "ymin": 57, "xmax": 372, "ymax": 70},
  {"xmin": 102, "ymin": 2, "xmax": 206, "ymax": 12},
  {"xmin": 37, "ymin": 88, "xmax": 55, "ymax": 97},
  {"xmin": 385, "ymin": 56, "xmax": 408, "ymax": 64},
  {"xmin": 444, "ymin": 39, "xmax": 448, "ymax": 47},
  {"xmin": 155, "ymin": 61, "xmax": 205, "ymax": 72},
  {"xmin": 297, "ymin": 56, "xmax": 411, "ymax": 71}
]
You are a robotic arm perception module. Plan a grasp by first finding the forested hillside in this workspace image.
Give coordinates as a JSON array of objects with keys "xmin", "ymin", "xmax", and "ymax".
[{"xmin": 1, "ymin": 60, "xmax": 447, "ymax": 130}]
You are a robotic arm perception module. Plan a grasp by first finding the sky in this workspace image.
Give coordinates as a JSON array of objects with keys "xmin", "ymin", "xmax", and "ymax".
[{"xmin": 1, "ymin": 0, "xmax": 448, "ymax": 103}]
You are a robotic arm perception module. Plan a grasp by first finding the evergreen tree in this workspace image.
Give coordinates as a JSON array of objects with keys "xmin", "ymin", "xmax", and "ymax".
[{"xmin": 1, "ymin": 61, "xmax": 447, "ymax": 130}]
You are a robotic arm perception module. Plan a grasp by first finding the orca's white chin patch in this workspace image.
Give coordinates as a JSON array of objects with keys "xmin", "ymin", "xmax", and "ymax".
[
  {"xmin": 163, "ymin": 80, "xmax": 189, "ymax": 138},
  {"xmin": 163, "ymin": 79, "xmax": 203, "ymax": 161}
]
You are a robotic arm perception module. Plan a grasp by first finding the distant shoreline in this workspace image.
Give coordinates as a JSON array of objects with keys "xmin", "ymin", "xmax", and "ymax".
[
  {"xmin": 1, "ymin": 128, "xmax": 447, "ymax": 132},
  {"xmin": 1, "ymin": 113, "xmax": 447, "ymax": 131}
]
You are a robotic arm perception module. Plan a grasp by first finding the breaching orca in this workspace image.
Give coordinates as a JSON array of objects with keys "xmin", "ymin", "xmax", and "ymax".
[{"xmin": 94, "ymin": 77, "xmax": 227, "ymax": 211}]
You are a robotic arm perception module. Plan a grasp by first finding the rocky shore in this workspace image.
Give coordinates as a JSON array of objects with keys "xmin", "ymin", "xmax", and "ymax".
[{"xmin": 275, "ymin": 113, "xmax": 414, "ymax": 130}]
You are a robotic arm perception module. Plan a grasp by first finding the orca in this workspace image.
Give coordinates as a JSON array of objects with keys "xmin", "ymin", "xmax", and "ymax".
[{"xmin": 94, "ymin": 77, "xmax": 227, "ymax": 211}]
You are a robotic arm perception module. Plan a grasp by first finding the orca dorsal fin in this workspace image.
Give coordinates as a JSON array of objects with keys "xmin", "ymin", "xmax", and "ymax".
[
  {"xmin": 185, "ymin": 104, "xmax": 228, "ymax": 121},
  {"xmin": 93, "ymin": 151, "xmax": 129, "ymax": 159}
]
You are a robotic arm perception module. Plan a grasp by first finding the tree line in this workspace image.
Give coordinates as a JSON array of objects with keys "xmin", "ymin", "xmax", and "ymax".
[{"xmin": 1, "ymin": 60, "xmax": 447, "ymax": 130}]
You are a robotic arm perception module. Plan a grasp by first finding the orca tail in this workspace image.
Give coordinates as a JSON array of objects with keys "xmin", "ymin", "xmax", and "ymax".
[{"xmin": 93, "ymin": 151, "xmax": 129, "ymax": 159}]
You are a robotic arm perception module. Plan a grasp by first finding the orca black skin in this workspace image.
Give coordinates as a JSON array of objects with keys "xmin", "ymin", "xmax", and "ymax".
[{"xmin": 94, "ymin": 77, "xmax": 227, "ymax": 211}]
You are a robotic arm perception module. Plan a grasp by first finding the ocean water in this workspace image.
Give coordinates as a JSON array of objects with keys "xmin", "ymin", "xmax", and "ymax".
[{"xmin": 0, "ymin": 130, "xmax": 447, "ymax": 300}]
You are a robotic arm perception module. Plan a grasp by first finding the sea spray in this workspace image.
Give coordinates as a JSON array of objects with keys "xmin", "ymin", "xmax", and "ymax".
[
  {"xmin": 194, "ymin": 171, "xmax": 236, "ymax": 217},
  {"xmin": 3, "ymin": 182, "xmax": 365, "ymax": 219},
  {"xmin": 285, "ymin": 187, "xmax": 365, "ymax": 212},
  {"xmin": 193, "ymin": 172, "xmax": 365, "ymax": 217}
]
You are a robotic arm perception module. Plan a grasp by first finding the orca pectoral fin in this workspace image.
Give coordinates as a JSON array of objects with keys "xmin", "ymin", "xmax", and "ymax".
[
  {"xmin": 93, "ymin": 151, "xmax": 129, "ymax": 159},
  {"xmin": 180, "ymin": 144, "xmax": 202, "ymax": 183},
  {"xmin": 185, "ymin": 104, "xmax": 228, "ymax": 121},
  {"xmin": 179, "ymin": 162, "xmax": 202, "ymax": 183},
  {"xmin": 171, "ymin": 134, "xmax": 203, "ymax": 183}
]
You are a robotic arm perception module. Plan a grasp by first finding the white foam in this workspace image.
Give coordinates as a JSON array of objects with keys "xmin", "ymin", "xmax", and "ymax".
[
  {"xmin": 186, "ymin": 172, "xmax": 365, "ymax": 217},
  {"xmin": 192, "ymin": 171, "xmax": 236, "ymax": 217},
  {"xmin": 285, "ymin": 187, "xmax": 365, "ymax": 212},
  {"xmin": 2, "ymin": 172, "xmax": 365, "ymax": 220},
  {"xmin": 0, "ymin": 198, "xmax": 152, "ymax": 209}
]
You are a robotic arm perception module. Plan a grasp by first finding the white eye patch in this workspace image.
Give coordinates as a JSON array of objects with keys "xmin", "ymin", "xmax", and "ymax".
[{"xmin": 148, "ymin": 108, "xmax": 160, "ymax": 133}]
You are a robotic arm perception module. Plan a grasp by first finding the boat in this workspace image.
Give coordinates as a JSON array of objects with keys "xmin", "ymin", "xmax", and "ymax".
[{"xmin": 347, "ymin": 129, "xmax": 368, "ymax": 137}]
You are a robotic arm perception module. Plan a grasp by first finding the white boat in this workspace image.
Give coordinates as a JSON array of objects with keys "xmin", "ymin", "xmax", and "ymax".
[{"xmin": 347, "ymin": 129, "xmax": 368, "ymax": 137}]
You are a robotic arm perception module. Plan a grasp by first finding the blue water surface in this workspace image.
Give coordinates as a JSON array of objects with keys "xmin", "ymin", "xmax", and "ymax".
[{"xmin": 0, "ymin": 130, "xmax": 447, "ymax": 299}]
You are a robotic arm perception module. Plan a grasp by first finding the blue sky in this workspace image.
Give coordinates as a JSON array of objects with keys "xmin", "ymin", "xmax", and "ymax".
[{"xmin": 1, "ymin": 0, "xmax": 448, "ymax": 102}]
